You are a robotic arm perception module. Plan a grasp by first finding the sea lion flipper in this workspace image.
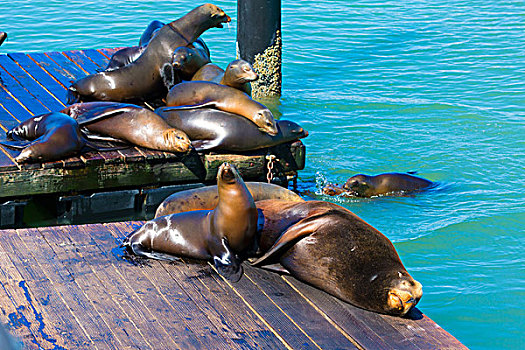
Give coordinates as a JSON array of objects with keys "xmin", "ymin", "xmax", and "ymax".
[
  {"xmin": 128, "ymin": 241, "xmax": 182, "ymax": 262},
  {"xmin": 211, "ymin": 237, "xmax": 243, "ymax": 282},
  {"xmin": 163, "ymin": 101, "xmax": 217, "ymax": 111},
  {"xmin": 0, "ymin": 140, "xmax": 31, "ymax": 150},
  {"xmin": 191, "ymin": 139, "xmax": 220, "ymax": 151},
  {"xmin": 251, "ymin": 213, "xmax": 332, "ymax": 267}
]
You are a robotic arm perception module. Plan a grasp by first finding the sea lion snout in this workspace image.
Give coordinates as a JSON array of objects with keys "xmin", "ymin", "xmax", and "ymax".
[
  {"xmin": 387, "ymin": 279, "xmax": 423, "ymax": 316},
  {"xmin": 217, "ymin": 162, "xmax": 239, "ymax": 183}
]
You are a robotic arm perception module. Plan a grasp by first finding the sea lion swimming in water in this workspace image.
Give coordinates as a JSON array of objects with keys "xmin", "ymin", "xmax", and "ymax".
[
  {"xmin": 123, "ymin": 163, "xmax": 258, "ymax": 282},
  {"xmin": 0, "ymin": 32, "xmax": 7, "ymax": 47},
  {"xmin": 155, "ymin": 107, "xmax": 307, "ymax": 152},
  {"xmin": 1, "ymin": 113, "xmax": 87, "ymax": 163},
  {"xmin": 192, "ymin": 59, "xmax": 258, "ymax": 95},
  {"xmin": 251, "ymin": 199, "xmax": 423, "ymax": 316},
  {"xmin": 68, "ymin": 4, "xmax": 230, "ymax": 103},
  {"xmin": 63, "ymin": 102, "xmax": 191, "ymax": 153},
  {"xmin": 165, "ymin": 81, "xmax": 278, "ymax": 135},
  {"xmin": 343, "ymin": 173, "xmax": 434, "ymax": 197}
]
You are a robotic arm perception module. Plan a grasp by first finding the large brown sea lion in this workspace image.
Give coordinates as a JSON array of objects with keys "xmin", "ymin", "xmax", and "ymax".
[
  {"xmin": 155, "ymin": 181, "xmax": 304, "ymax": 218},
  {"xmin": 155, "ymin": 107, "xmax": 307, "ymax": 152},
  {"xmin": 191, "ymin": 59, "xmax": 257, "ymax": 95},
  {"xmin": 2, "ymin": 113, "xmax": 86, "ymax": 163},
  {"xmin": 63, "ymin": 102, "xmax": 191, "ymax": 153},
  {"xmin": 165, "ymin": 81, "xmax": 278, "ymax": 135},
  {"xmin": 343, "ymin": 173, "xmax": 434, "ymax": 197},
  {"xmin": 67, "ymin": 4, "xmax": 230, "ymax": 103},
  {"xmin": 251, "ymin": 199, "xmax": 423, "ymax": 317},
  {"xmin": 123, "ymin": 163, "xmax": 258, "ymax": 282}
]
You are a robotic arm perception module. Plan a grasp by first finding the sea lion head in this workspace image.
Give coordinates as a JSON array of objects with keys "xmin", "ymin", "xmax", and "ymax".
[
  {"xmin": 172, "ymin": 47, "xmax": 195, "ymax": 70},
  {"xmin": 217, "ymin": 162, "xmax": 241, "ymax": 185},
  {"xmin": 343, "ymin": 174, "xmax": 371, "ymax": 196},
  {"xmin": 381, "ymin": 271, "xmax": 423, "ymax": 316},
  {"xmin": 275, "ymin": 120, "xmax": 308, "ymax": 140},
  {"xmin": 352, "ymin": 266, "xmax": 423, "ymax": 317},
  {"xmin": 162, "ymin": 128, "xmax": 192, "ymax": 153},
  {"xmin": 200, "ymin": 4, "xmax": 231, "ymax": 28},
  {"xmin": 253, "ymin": 108, "xmax": 278, "ymax": 136},
  {"xmin": 226, "ymin": 59, "xmax": 258, "ymax": 83}
]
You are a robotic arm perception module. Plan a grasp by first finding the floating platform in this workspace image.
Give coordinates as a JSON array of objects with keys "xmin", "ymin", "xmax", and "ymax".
[
  {"xmin": 0, "ymin": 222, "xmax": 467, "ymax": 349},
  {"xmin": 0, "ymin": 48, "xmax": 305, "ymax": 227}
]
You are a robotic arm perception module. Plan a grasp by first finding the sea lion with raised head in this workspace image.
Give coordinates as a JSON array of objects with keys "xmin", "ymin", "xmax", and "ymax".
[
  {"xmin": 155, "ymin": 181, "xmax": 304, "ymax": 218},
  {"xmin": 123, "ymin": 163, "xmax": 258, "ymax": 282},
  {"xmin": 155, "ymin": 107, "xmax": 307, "ymax": 152},
  {"xmin": 63, "ymin": 102, "xmax": 191, "ymax": 153},
  {"xmin": 251, "ymin": 199, "xmax": 424, "ymax": 317},
  {"xmin": 2, "ymin": 113, "xmax": 86, "ymax": 163},
  {"xmin": 67, "ymin": 4, "xmax": 230, "ymax": 103},
  {"xmin": 165, "ymin": 81, "xmax": 278, "ymax": 135},
  {"xmin": 192, "ymin": 59, "xmax": 257, "ymax": 95},
  {"xmin": 343, "ymin": 173, "xmax": 434, "ymax": 197}
]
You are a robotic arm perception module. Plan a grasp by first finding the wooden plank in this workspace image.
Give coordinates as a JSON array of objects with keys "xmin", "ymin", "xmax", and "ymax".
[
  {"xmin": 0, "ymin": 63, "xmax": 49, "ymax": 118},
  {"xmin": 18, "ymin": 227, "xmax": 117, "ymax": 349},
  {"xmin": 110, "ymin": 221, "xmax": 287, "ymax": 350},
  {"xmin": 0, "ymin": 230, "xmax": 55, "ymax": 349},
  {"xmin": 62, "ymin": 51, "xmax": 101, "ymax": 74},
  {"xmin": 0, "ymin": 228, "xmax": 92, "ymax": 349},
  {"xmin": 44, "ymin": 224, "xmax": 158, "ymax": 349},
  {"xmin": 99, "ymin": 222, "xmax": 238, "ymax": 349},
  {"xmin": 7, "ymin": 53, "xmax": 70, "ymax": 104},
  {"xmin": 44, "ymin": 52, "xmax": 88, "ymax": 79},
  {"xmin": 283, "ymin": 276, "xmax": 438, "ymax": 350},
  {"xmin": 0, "ymin": 55, "xmax": 65, "ymax": 112},
  {"xmin": 26, "ymin": 53, "xmax": 75, "ymax": 87},
  {"xmin": 83, "ymin": 49, "xmax": 111, "ymax": 68},
  {"xmin": 243, "ymin": 266, "xmax": 360, "ymax": 349}
]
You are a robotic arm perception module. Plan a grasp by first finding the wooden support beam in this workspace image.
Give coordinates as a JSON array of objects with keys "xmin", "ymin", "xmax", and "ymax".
[{"xmin": 237, "ymin": 0, "xmax": 282, "ymax": 98}]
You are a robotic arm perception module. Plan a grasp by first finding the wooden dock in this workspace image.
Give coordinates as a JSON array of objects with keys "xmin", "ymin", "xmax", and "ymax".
[
  {"xmin": 0, "ymin": 222, "xmax": 466, "ymax": 350},
  {"xmin": 0, "ymin": 48, "xmax": 305, "ymax": 227}
]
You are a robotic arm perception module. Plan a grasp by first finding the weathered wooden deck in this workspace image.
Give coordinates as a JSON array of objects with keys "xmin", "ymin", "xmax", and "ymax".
[
  {"xmin": 0, "ymin": 222, "xmax": 466, "ymax": 349},
  {"xmin": 0, "ymin": 48, "xmax": 304, "ymax": 227}
]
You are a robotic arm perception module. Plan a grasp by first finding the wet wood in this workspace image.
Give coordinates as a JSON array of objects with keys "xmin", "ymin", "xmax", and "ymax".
[{"xmin": 0, "ymin": 222, "xmax": 466, "ymax": 349}]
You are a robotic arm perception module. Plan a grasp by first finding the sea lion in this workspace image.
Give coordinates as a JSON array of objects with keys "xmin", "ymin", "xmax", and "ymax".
[
  {"xmin": 321, "ymin": 183, "xmax": 349, "ymax": 196},
  {"xmin": 171, "ymin": 45, "xmax": 211, "ymax": 81},
  {"xmin": 343, "ymin": 173, "xmax": 434, "ymax": 197},
  {"xmin": 0, "ymin": 32, "xmax": 7, "ymax": 47},
  {"xmin": 165, "ymin": 81, "xmax": 278, "ymax": 135},
  {"xmin": 67, "ymin": 4, "xmax": 230, "ymax": 103},
  {"xmin": 123, "ymin": 163, "xmax": 258, "ymax": 282},
  {"xmin": 63, "ymin": 102, "xmax": 191, "ymax": 153},
  {"xmin": 138, "ymin": 20, "xmax": 165, "ymax": 46},
  {"xmin": 104, "ymin": 46, "xmax": 147, "ymax": 71},
  {"xmin": 192, "ymin": 59, "xmax": 257, "ymax": 95},
  {"xmin": 251, "ymin": 200, "xmax": 423, "ymax": 317},
  {"xmin": 2, "ymin": 113, "xmax": 86, "ymax": 163},
  {"xmin": 155, "ymin": 181, "xmax": 304, "ymax": 218},
  {"xmin": 155, "ymin": 107, "xmax": 307, "ymax": 152}
]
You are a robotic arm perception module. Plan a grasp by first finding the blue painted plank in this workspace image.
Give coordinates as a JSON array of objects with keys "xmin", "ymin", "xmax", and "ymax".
[
  {"xmin": 27, "ymin": 53, "xmax": 75, "ymax": 87},
  {"xmin": 62, "ymin": 50, "xmax": 101, "ymax": 74},
  {"xmin": 83, "ymin": 49, "xmax": 110, "ymax": 68},
  {"xmin": 0, "ymin": 63, "xmax": 49, "ymax": 118},
  {"xmin": 8, "ymin": 53, "xmax": 69, "ymax": 104},
  {"xmin": 45, "ymin": 52, "xmax": 88, "ymax": 79},
  {"xmin": 0, "ymin": 55, "xmax": 65, "ymax": 111}
]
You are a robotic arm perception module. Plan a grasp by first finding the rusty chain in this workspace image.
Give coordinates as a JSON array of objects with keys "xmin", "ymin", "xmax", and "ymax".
[{"xmin": 265, "ymin": 154, "xmax": 277, "ymax": 183}]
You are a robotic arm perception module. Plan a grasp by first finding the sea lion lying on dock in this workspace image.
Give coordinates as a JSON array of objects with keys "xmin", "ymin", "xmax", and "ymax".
[
  {"xmin": 63, "ymin": 102, "xmax": 191, "ymax": 153},
  {"xmin": 155, "ymin": 107, "xmax": 307, "ymax": 152},
  {"xmin": 124, "ymin": 163, "xmax": 258, "ymax": 282},
  {"xmin": 1, "ymin": 113, "xmax": 87, "ymax": 163},
  {"xmin": 192, "ymin": 59, "xmax": 258, "ymax": 95},
  {"xmin": 68, "ymin": 4, "xmax": 230, "ymax": 103},
  {"xmin": 165, "ymin": 81, "xmax": 278, "ymax": 135}
]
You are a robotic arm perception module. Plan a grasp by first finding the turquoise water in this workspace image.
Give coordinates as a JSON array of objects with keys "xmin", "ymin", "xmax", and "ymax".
[{"xmin": 1, "ymin": 1, "xmax": 524, "ymax": 349}]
